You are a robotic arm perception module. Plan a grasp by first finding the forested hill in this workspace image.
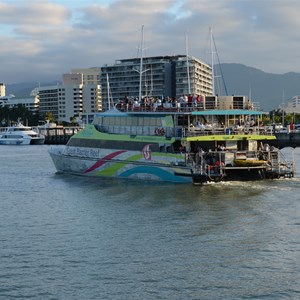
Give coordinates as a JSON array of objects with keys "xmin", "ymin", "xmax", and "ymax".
[{"xmin": 219, "ymin": 63, "xmax": 300, "ymax": 111}]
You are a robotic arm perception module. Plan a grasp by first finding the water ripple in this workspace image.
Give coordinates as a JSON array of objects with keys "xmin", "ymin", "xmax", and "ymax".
[{"xmin": 0, "ymin": 146, "xmax": 300, "ymax": 299}]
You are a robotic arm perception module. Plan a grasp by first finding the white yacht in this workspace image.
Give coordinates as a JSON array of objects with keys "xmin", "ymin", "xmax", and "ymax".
[{"xmin": 0, "ymin": 123, "xmax": 45, "ymax": 145}]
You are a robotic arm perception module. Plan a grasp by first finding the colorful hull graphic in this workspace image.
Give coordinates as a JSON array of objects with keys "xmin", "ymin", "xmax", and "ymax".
[
  {"xmin": 84, "ymin": 150, "xmax": 127, "ymax": 173},
  {"xmin": 49, "ymin": 147, "xmax": 191, "ymax": 183}
]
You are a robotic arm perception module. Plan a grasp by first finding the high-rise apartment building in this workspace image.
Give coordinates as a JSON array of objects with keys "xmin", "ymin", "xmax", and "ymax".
[
  {"xmin": 100, "ymin": 55, "xmax": 212, "ymax": 111},
  {"xmin": 38, "ymin": 68, "xmax": 101, "ymax": 123}
]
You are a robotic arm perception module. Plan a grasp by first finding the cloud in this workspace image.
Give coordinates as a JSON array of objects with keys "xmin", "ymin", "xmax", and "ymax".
[
  {"xmin": 0, "ymin": 1, "xmax": 70, "ymax": 26},
  {"xmin": 1, "ymin": 0, "xmax": 300, "ymax": 84}
]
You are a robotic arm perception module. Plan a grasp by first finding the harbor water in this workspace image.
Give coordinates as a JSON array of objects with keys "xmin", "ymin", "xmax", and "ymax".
[{"xmin": 0, "ymin": 145, "xmax": 299, "ymax": 299}]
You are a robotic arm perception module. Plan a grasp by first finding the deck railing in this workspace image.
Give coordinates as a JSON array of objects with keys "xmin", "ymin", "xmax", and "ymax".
[{"xmin": 115, "ymin": 100, "xmax": 260, "ymax": 113}]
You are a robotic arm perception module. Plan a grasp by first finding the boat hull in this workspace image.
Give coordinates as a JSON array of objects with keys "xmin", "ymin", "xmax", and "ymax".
[
  {"xmin": 0, "ymin": 139, "xmax": 23, "ymax": 145},
  {"xmin": 49, "ymin": 146, "xmax": 292, "ymax": 184},
  {"xmin": 222, "ymin": 166, "xmax": 266, "ymax": 181},
  {"xmin": 49, "ymin": 147, "xmax": 193, "ymax": 183},
  {"xmin": 0, "ymin": 137, "xmax": 31, "ymax": 145},
  {"xmin": 0, "ymin": 137, "xmax": 44, "ymax": 145}
]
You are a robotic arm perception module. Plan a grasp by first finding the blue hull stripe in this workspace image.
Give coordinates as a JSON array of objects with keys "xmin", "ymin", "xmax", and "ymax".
[{"xmin": 119, "ymin": 166, "xmax": 191, "ymax": 183}]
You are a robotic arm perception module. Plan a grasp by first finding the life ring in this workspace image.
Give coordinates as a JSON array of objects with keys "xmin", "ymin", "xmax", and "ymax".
[{"xmin": 154, "ymin": 128, "xmax": 165, "ymax": 136}]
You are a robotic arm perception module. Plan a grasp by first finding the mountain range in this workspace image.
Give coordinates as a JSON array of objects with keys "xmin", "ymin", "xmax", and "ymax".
[
  {"xmin": 219, "ymin": 63, "xmax": 300, "ymax": 111},
  {"xmin": 4, "ymin": 63, "xmax": 300, "ymax": 112}
]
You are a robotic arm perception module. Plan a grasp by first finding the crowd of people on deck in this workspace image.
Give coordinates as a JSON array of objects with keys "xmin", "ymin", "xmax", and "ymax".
[
  {"xmin": 118, "ymin": 94, "xmax": 255, "ymax": 113},
  {"xmin": 120, "ymin": 94, "xmax": 204, "ymax": 112}
]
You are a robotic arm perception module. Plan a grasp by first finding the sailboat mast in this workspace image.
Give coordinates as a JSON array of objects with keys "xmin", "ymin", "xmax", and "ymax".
[
  {"xmin": 210, "ymin": 27, "xmax": 215, "ymax": 95},
  {"xmin": 107, "ymin": 73, "xmax": 110, "ymax": 110},
  {"xmin": 185, "ymin": 31, "xmax": 191, "ymax": 95},
  {"xmin": 106, "ymin": 73, "xmax": 113, "ymax": 109},
  {"xmin": 282, "ymin": 89, "xmax": 285, "ymax": 125},
  {"xmin": 139, "ymin": 25, "xmax": 144, "ymax": 101},
  {"xmin": 209, "ymin": 27, "xmax": 228, "ymax": 96}
]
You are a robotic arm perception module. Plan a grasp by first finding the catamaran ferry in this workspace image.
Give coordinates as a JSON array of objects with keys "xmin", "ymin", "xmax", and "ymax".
[{"xmin": 49, "ymin": 95, "xmax": 295, "ymax": 184}]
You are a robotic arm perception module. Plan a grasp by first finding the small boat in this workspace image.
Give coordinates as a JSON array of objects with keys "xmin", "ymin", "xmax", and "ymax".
[
  {"xmin": 48, "ymin": 95, "xmax": 295, "ymax": 184},
  {"xmin": 0, "ymin": 123, "xmax": 45, "ymax": 145}
]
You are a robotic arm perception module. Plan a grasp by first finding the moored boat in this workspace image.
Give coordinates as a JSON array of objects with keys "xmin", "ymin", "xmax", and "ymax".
[
  {"xmin": 0, "ymin": 135, "xmax": 24, "ymax": 145},
  {"xmin": 48, "ymin": 95, "xmax": 295, "ymax": 184},
  {"xmin": 0, "ymin": 123, "xmax": 45, "ymax": 145}
]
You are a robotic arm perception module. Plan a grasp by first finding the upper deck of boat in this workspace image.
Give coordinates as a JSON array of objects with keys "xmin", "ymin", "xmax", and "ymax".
[
  {"xmin": 92, "ymin": 100, "xmax": 275, "ymax": 140},
  {"xmin": 114, "ymin": 100, "xmax": 265, "ymax": 117}
]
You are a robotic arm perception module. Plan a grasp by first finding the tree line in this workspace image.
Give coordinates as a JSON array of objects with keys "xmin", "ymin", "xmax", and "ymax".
[{"xmin": 0, "ymin": 105, "xmax": 77, "ymax": 127}]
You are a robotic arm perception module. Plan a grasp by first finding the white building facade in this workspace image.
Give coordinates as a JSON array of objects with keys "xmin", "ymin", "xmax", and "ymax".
[
  {"xmin": 0, "ymin": 96, "xmax": 39, "ymax": 114},
  {"xmin": 0, "ymin": 83, "xmax": 39, "ymax": 113},
  {"xmin": 284, "ymin": 95, "xmax": 300, "ymax": 113},
  {"xmin": 38, "ymin": 68, "xmax": 101, "ymax": 123}
]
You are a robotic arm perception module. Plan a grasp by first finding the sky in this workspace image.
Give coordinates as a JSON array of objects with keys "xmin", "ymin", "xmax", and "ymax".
[{"xmin": 1, "ymin": 0, "xmax": 300, "ymax": 84}]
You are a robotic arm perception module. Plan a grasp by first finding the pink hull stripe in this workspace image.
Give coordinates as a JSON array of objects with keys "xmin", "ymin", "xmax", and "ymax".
[{"xmin": 84, "ymin": 150, "xmax": 127, "ymax": 173}]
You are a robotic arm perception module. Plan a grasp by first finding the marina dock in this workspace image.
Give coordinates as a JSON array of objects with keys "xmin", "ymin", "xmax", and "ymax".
[
  {"xmin": 38, "ymin": 127, "xmax": 81, "ymax": 144},
  {"xmin": 274, "ymin": 132, "xmax": 300, "ymax": 149}
]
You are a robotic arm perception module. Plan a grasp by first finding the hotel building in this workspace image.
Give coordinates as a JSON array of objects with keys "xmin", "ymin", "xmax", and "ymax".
[
  {"xmin": 284, "ymin": 95, "xmax": 300, "ymax": 113},
  {"xmin": 38, "ymin": 68, "xmax": 101, "ymax": 123},
  {"xmin": 100, "ymin": 55, "xmax": 213, "ymax": 111}
]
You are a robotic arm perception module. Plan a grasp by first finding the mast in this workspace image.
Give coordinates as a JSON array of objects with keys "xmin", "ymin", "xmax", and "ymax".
[
  {"xmin": 185, "ymin": 31, "xmax": 191, "ymax": 95},
  {"xmin": 150, "ymin": 65, "xmax": 153, "ymax": 96},
  {"xmin": 139, "ymin": 25, "xmax": 144, "ymax": 101},
  {"xmin": 134, "ymin": 25, "xmax": 149, "ymax": 100},
  {"xmin": 107, "ymin": 73, "xmax": 110, "ymax": 110},
  {"xmin": 282, "ymin": 89, "xmax": 285, "ymax": 125},
  {"xmin": 209, "ymin": 27, "xmax": 228, "ymax": 96},
  {"xmin": 210, "ymin": 27, "xmax": 215, "ymax": 95},
  {"xmin": 106, "ymin": 73, "xmax": 113, "ymax": 109}
]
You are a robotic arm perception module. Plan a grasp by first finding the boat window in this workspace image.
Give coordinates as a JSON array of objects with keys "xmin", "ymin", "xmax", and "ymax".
[
  {"xmin": 114, "ymin": 117, "xmax": 121, "ymax": 126},
  {"xmin": 138, "ymin": 118, "xmax": 144, "ymax": 126},
  {"xmin": 125, "ymin": 117, "xmax": 132, "ymax": 126},
  {"xmin": 102, "ymin": 117, "xmax": 109, "ymax": 125},
  {"xmin": 120, "ymin": 117, "xmax": 126, "ymax": 126},
  {"xmin": 105, "ymin": 117, "xmax": 110, "ymax": 125},
  {"xmin": 110, "ymin": 118, "xmax": 116, "ymax": 126},
  {"xmin": 143, "ymin": 117, "xmax": 150, "ymax": 126},
  {"xmin": 94, "ymin": 116, "xmax": 102, "ymax": 125},
  {"xmin": 149, "ymin": 118, "xmax": 156, "ymax": 126},
  {"xmin": 131, "ymin": 117, "xmax": 138, "ymax": 126}
]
